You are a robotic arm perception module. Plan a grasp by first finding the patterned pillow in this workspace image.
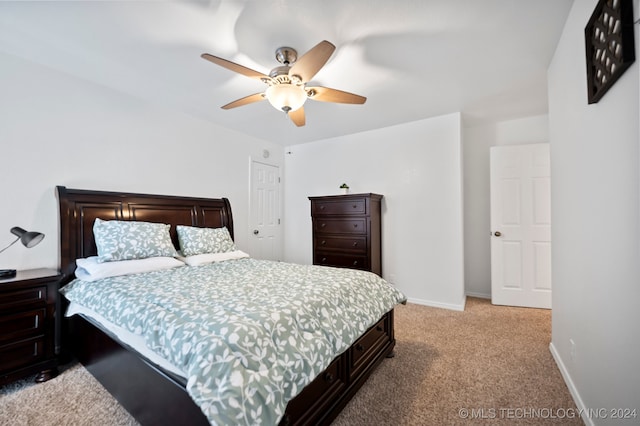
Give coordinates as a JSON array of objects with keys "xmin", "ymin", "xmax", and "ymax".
[
  {"xmin": 94, "ymin": 219, "xmax": 178, "ymax": 263},
  {"xmin": 176, "ymin": 225, "xmax": 236, "ymax": 256}
]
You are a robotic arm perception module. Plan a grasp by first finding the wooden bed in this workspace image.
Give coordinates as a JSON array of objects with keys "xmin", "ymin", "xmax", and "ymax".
[{"xmin": 56, "ymin": 186, "xmax": 396, "ymax": 425}]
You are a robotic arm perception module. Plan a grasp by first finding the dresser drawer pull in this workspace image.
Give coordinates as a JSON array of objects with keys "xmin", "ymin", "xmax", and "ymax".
[
  {"xmin": 376, "ymin": 325, "xmax": 383, "ymax": 332},
  {"xmin": 353, "ymin": 224, "xmax": 358, "ymax": 228},
  {"xmin": 321, "ymin": 257, "xmax": 327, "ymax": 262},
  {"xmin": 320, "ymin": 205, "xmax": 326, "ymax": 210},
  {"xmin": 352, "ymin": 261, "xmax": 359, "ymax": 266},
  {"xmin": 356, "ymin": 343, "xmax": 364, "ymax": 352},
  {"xmin": 321, "ymin": 223, "xmax": 326, "ymax": 228},
  {"xmin": 352, "ymin": 242, "xmax": 358, "ymax": 247},
  {"xmin": 321, "ymin": 240, "xmax": 326, "ymax": 245},
  {"xmin": 324, "ymin": 372, "xmax": 334, "ymax": 382},
  {"xmin": 352, "ymin": 204, "xmax": 357, "ymax": 209}
]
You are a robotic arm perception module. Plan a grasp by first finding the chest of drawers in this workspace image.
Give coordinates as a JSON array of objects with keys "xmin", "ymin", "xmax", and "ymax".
[
  {"xmin": 0, "ymin": 268, "xmax": 61, "ymax": 384},
  {"xmin": 309, "ymin": 193, "xmax": 383, "ymax": 275}
]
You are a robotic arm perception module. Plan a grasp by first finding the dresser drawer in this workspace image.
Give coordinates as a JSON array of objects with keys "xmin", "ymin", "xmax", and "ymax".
[
  {"xmin": 0, "ymin": 286, "xmax": 47, "ymax": 312},
  {"xmin": 315, "ymin": 253, "xmax": 369, "ymax": 270},
  {"xmin": 0, "ymin": 309, "xmax": 45, "ymax": 343},
  {"xmin": 315, "ymin": 235, "xmax": 367, "ymax": 253},
  {"xmin": 312, "ymin": 198, "xmax": 367, "ymax": 216},
  {"xmin": 349, "ymin": 316, "xmax": 389, "ymax": 380},
  {"xmin": 314, "ymin": 218, "xmax": 366, "ymax": 234},
  {"xmin": 0, "ymin": 336, "xmax": 45, "ymax": 373}
]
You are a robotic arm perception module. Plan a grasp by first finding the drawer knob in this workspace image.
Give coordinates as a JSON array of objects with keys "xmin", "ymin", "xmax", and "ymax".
[
  {"xmin": 352, "ymin": 204, "xmax": 357, "ymax": 208},
  {"xmin": 324, "ymin": 372, "xmax": 334, "ymax": 382},
  {"xmin": 376, "ymin": 325, "xmax": 383, "ymax": 332},
  {"xmin": 321, "ymin": 240, "xmax": 326, "ymax": 245},
  {"xmin": 321, "ymin": 257, "xmax": 327, "ymax": 262},
  {"xmin": 352, "ymin": 242, "xmax": 358, "ymax": 247},
  {"xmin": 356, "ymin": 343, "xmax": 364, "ymax": 352},
  {"xmin": 321, "ymin": 223, "xmax": 326, "ymax": 228},
  {"xmin": 352, "ymin": 261, "xmax": 358, "ymax": 266},
  {"xmin": 320, "ymin": 205, "xmax": 325, "ymax": 210},
  {"xmin": 353, "ymin": 224, "xmax": 358, "ymax": 228}
]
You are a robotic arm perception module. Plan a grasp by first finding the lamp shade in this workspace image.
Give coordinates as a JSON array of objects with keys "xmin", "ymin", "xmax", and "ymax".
[
  {"xmin": 265, "ymin": 84, "xmax": 307, "ymax": 112},
  {"xmin": 10, "ymin": 226, "xmax": 45, "ymax": 248}
]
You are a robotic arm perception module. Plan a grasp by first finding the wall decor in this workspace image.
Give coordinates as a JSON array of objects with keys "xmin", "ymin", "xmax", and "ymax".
[{"xmin": 584, "ymin": 0, "xmax": 635, "ymax": 104}]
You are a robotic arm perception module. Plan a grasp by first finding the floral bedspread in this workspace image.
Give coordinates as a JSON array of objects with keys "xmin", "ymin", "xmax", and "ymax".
[{"xmin": 60, "ymin": 258, "xmax": 406, "ymax": 425}]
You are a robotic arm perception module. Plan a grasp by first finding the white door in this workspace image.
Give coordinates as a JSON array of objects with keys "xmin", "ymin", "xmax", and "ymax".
[
  {"xmin": 490, "ymin": 144, "xmax": 551, "ymax": 309},
  {"xmin": 249, "ymin": 161, "xmax": 281, "ymax": 261}
]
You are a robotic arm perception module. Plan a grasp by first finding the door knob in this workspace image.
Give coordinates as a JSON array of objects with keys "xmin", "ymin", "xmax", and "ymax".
[
  {"xmin": 494, "ymin": 231, "xmax": 502, "ymax": 237},
  {"xmin": 253, "ymin": 229, "xmax": 259, "ymax": 235}
]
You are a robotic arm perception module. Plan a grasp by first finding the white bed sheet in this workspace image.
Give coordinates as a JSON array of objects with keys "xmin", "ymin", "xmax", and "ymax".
[{"xmin": 66, "ymin": 302, "xmax": 186, "ymax": 379}]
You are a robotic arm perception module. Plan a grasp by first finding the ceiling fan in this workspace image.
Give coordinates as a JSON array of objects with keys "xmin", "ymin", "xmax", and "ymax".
[{"xmin": 201, "ymin": 40, "xmax": 366, "ymax": 127}]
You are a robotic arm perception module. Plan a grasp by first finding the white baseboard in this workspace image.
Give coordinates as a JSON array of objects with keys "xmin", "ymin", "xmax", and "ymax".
[
  {"xmin": 549, "ymin": 342, "xmax": 592, "ymax": 426},
  {"xmin": 406, "ymin": 296, "xmax": 466, "ymax": 311},
  {"xmin": 465, "ymin": 291, "xmax": 491, "ymax": 299}
]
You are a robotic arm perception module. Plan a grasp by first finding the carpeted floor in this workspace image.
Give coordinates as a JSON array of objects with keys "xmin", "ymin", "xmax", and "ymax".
[{"xmin": 0, "ymin": 298, "xmax": 581, "ymax": 425}]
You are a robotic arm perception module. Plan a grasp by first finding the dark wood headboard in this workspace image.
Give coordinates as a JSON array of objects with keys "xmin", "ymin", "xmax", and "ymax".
[{"xmin": 56, "ymin": 186, "xmax": 234, "ymax": 284}]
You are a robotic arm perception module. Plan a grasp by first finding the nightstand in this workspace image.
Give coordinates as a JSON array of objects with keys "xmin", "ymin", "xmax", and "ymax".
[{"xmin": 0, "ymin": 268, "xmax": 61, "ymax": 384}]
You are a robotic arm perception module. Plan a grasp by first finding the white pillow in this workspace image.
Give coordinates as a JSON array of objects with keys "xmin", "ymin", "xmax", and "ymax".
[
  {"xmin": 178, "ymin": 250, "xmax": 250, "ymax": 267},
  {"xmin": 75, "ymin": 256, "xmax": 184, "ymax": 282}
]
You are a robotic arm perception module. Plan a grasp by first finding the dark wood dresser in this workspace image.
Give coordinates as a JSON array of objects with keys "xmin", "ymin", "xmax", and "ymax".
[
  {"xmin": 0, "ymin": 268, "xmax": 61, "ymax": 384},
  {"xmin": 309, "ymin": 193, "xmax": 383, "ymax": 276}
]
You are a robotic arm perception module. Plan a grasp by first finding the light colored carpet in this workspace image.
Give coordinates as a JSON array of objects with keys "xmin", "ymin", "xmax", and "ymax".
[
  {"xmin": 0, "ymin": 298, "xmax": 581, "ymax": 425},
  {"xmin": 332, "ymin": 297, "xmax": 581, "ymax": 425},
  {"xmin": 0, "ymin": 362, "xmax": 137, "ymax": 426}
]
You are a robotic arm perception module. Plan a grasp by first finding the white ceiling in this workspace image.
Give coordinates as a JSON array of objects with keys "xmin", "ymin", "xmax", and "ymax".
[{"xmin": 0, "ymin": 0, "xmax": 574, "ymax": 145}]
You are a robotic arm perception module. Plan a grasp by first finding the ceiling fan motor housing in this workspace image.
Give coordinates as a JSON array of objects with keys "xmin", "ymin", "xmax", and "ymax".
[{"xmin": 275, "ymin": 46, "xmax": 297, "ymax": 65}]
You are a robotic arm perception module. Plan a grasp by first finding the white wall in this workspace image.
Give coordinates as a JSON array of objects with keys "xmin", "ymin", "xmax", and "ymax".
[
  {"xmin": 463, "ymin": 115, "xmax": 549, "ymax": 298},
  {"xmin": 283, "ymin": 113, "xmax": 466, "ymax": 310},
  {"xmin": 0, "ymin": 53, "xmax": 283, "ymax": 271},
  {"xmin": 547, "ymin": 0, "xmax": 640, "ymax": 423}
]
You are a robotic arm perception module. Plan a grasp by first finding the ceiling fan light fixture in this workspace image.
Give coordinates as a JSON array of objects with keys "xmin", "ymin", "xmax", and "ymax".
[
  {"xmin": 202, "ymin": 40, "xmax": 365, "ymax": 126},
  {"xmin": 265, "ymin": 84, "xmax": 307, "ymax": 113}
]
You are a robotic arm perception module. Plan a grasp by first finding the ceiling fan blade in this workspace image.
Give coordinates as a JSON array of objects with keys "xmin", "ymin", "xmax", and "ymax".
[
  {"xmin": 306, "ymin": 86, "xmax": 367, "ymax": 104},
  {"xmin": 289, "ymin": 107, "xmax": 306, "ymax": 127},
  {"xmin": 201, "ymin": 53, "xmax": 269, "ymax": 80},
  {"xmin": 289, "ymin": 40, "xmax": 335, "ymax": 83},
  {"xmin": 221, "ymin": 93, "xmax": 266, "ymax": 110}
]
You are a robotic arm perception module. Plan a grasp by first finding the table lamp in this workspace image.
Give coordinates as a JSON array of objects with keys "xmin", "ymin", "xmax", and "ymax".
[{"xmin": 0, "ymin": 227, "xmax": 45, "ymax": 278}]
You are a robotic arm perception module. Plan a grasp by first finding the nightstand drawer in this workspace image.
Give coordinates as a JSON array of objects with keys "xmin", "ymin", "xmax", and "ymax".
[
  {"xmin": 0, "ymin": 337, "xmax": 45, "ymax": 373},
  {"xmin": 0, "ymin": 309, "xmax": 46, "ymax": 343},
  {"xmin": 312, "ymin": 198, "xmax": 367, "ymax": 216},
  {"xmin": 0, "ymin": 286, "xmax": 47, "ymax": 311},
  {"xmin": 314, "ymin": 253, "xmax": 369, "ymax": 270},
  {"xmin": 315, "ymin": 236, "xmax": 367, "ymax": 253},
  {"xmin": 314, "ymin": 219, "xmax": 366, "ymax": 234}
]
